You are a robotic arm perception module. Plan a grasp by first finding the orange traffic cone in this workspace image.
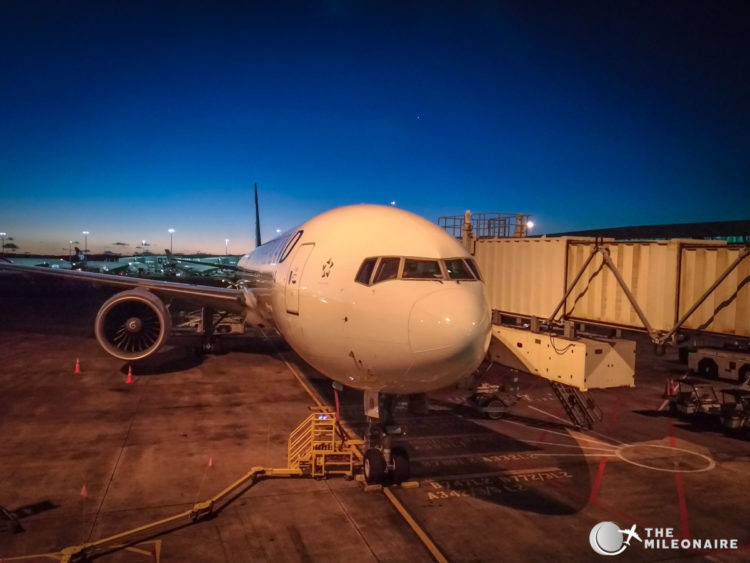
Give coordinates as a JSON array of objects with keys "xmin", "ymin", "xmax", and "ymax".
[
  {"xmin": 126, "ymin": 366, "xmax": 134, "ymax": 385},
  {"xmin": 75, "ymin": 358, "xmax": 81, "ymax": 374}
]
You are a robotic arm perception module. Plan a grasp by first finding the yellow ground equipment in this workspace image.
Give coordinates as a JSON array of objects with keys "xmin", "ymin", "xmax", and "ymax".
[{"xmin": 288, "ymin": 405, "xmax": 363, "ymax": 477}]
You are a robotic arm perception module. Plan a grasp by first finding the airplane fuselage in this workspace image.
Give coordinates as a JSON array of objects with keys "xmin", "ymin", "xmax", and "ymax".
[{"xmin": 237, "ymin": 204, "xmax": 492, "ymax": 394}]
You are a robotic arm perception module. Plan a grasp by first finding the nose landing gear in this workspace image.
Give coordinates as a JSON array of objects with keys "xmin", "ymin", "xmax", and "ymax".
[{"xmin": 362, "ymin": 392, "xmax": 411, "ymax": 485}]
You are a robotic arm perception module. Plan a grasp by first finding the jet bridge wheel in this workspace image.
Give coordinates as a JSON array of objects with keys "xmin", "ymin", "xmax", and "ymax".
[{"xmin": 363, "ymin": 448, "xmax": 386, "ymax": 485}]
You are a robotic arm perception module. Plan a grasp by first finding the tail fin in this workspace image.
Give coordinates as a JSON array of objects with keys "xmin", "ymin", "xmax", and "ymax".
[{"xmin": 254, "ymin": 182, "xmax": 262, "ymax": 247}]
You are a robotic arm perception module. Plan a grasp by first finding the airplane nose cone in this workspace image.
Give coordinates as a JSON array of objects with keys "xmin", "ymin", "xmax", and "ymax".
[{"xmin": 408, "ymin": 287, "xmax": 490, "ymax": 355}]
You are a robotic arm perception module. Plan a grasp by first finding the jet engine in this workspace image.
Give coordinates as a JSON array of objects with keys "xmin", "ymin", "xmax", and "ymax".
[{"xmin": 94, "ymin": 289, "xmax": 171, "ymax": 361}]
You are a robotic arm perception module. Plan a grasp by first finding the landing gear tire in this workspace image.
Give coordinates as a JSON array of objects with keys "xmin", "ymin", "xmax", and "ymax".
[
  {"xmin": 364, "ymin": 448, "xmax": 386, "ymax": 484},
  {"xmin": 391, "ymin": 447, "xmax": 410, "ymax": 484}
]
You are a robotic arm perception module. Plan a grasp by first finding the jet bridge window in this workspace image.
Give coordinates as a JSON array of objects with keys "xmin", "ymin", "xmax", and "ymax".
[
  {"xmin": 444, "ymin": 258, "xmax": 474, "ymax": 280},
  {"xmin": 403, "ymin": 259, "xmax": 442, "ymax": 280}
]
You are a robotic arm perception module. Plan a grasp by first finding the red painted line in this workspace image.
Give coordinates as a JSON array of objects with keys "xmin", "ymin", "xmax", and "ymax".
[
  {"xmin": 669, "ymin": 420, "xmax": 691, "ymax": 540},
  {"xmin": 674, "ymin": 472, "xmax": 691, "ymax": 540},
  {"xmin": 607, "ymin": 395, "xmax": 621, "ymax": 431},
  {"xmin": 586, "ymin": 395, "xmax": 619, "ymax": 504},
  {"xmin": 588, "ymin": 457, "xmax": 608, "ymax": 504}
]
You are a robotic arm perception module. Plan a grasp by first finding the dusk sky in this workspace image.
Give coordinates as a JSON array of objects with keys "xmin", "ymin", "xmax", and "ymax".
[{"xmin": 1, "ymin": 1, "xmax": 748, "ymax": 255}]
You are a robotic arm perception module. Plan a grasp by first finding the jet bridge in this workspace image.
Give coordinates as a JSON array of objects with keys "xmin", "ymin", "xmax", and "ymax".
[
  {"xmin": 474, "ymin": 236, "xmax": 750, "ymax": 341},
  {"xmin": 451, "ymin": 212, "xmax": 750, "ymax": 392}
]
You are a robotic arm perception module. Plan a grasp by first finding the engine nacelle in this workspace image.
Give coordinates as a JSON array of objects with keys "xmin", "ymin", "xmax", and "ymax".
[{"xmin": 94, "ymin": 289, "xmax": 171, "ymax": 361}]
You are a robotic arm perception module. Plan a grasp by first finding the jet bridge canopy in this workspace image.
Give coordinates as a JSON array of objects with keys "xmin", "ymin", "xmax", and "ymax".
[{"xmin": 472, "ymin": 236, "xmax": 750, "ymax": 341}]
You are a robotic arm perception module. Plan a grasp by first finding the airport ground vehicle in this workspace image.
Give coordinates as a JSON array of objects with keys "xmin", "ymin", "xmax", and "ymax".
[
  {"xmin": 719, "ymin": 388, "xmax": 750, "ymax": 437},
  {"xmin": 668, "ymin": 378, "xmax": 721, "ymax": 417},
  {"xmin": 687, "ymin": 346, "xmax": 750, "ymax": 382}
]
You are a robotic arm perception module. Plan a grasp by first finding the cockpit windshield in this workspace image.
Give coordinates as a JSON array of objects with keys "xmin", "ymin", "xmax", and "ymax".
[
  {"xmin": 355, "ymin": 256, "xmax": 482, "ymax": 286},
  {"xmin": 374, "ymin": 257, "xmax": 400, "ymax": 283},
  {"xmin": 403, "ymin": 259, "xmax": 442, "ymax": 279},
  {"xmin": 444, "ymin": 258, "xmax": 474, "ymax": 280}
]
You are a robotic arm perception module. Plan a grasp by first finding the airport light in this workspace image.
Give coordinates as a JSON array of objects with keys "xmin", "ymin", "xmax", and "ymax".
[
  {"xmin": 82, "ymin": 231, "xmax": 89, "ymax": 253},
  {"xmin": 69, "ymin": 240, "xmax": 73, "ymax": 260},
  {"xmin": 527, "ymin": 221, "xmax": 535, "ymax": 230},
  {"xmin": 225, "ymin": 238, "xmax": 229, "ymax": 256},
  {"xmin": 0, "ymin": 232, "xmax": 5, "ymax": 257},
  {"xmin": 168, "ymin": 228, "xmax": 175, "ymax": 253}
]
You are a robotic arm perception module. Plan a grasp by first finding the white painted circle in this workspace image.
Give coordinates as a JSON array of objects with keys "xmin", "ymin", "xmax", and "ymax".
[{"xmin": 615, "ymin": 444, "xmax": 715, "ymax": 473}]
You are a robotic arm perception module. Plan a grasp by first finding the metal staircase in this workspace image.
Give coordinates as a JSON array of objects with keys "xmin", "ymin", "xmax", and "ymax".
[
  {"xmin": 549, "ymin": 381, "xmax": 602, "ymax": 429},
  {"xmin": 288, "ymin": 406, "xmax": 362, "ymax": 478}
]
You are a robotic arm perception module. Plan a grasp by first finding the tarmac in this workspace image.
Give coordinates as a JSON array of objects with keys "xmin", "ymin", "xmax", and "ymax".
[{"xmin": 1, "ymin": 276, "xmax": 749, "ymax": 562}]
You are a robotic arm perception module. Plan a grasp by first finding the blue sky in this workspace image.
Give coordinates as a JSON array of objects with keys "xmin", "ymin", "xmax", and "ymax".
[{"xmin": 1, "ymin": 1, "xmax": 748, "ymax": 255}]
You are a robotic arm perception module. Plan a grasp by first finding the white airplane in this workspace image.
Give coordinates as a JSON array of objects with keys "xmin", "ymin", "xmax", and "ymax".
[
  {"xmin": 619, "ymin": 525, "xmax": 642, "ymax": 545},
  {"xmin": 0, "ymin": 203, "xmax": 491, "ymax": 483}
]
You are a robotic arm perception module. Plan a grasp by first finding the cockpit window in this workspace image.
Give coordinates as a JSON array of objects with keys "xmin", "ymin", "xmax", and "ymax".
[
  {"xmin": 444, "ymin": 258, "xmax": 474, "ymax": 280},
  {"xmin": 403, "ymin": 259, "xmax": 442, "ymax": 279},
  {"xmin": 465, "ymin": 258, "xmax": 482, "ymax": 281},
  {"xmin": 374, "ymin": 257, "xmax": 400, "ymax": 283},
  {"xmin": 355, "ymin": 257, "xmax": 377, "ymax": 285},
  {"xmin": 355, "ymin": 255, "xmax": 482, "ymax": 286}
]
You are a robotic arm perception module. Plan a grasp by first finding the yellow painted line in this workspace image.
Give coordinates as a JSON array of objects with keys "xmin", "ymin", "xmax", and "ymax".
[
  {"xmin": 383, "ymin": 487, "xmax": 449, "ymax": 563},
  {"xmin": 280, "ymin": 356, "xmax": 324, "ymax": 407}
]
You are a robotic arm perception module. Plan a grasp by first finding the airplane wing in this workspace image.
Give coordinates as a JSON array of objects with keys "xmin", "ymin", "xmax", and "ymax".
[{"xmin": 0, "ymin": 262, "xmax": 247, "ymax": 313}]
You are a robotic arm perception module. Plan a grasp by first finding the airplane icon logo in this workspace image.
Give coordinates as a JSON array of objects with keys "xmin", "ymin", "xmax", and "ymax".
[
  {"xmin": 619, "ymin": 524, "xmax": 643, "ymax": 546},
  {"xmin": 590, "ymin": 521, "xmax": 642, "ymax": 556}
]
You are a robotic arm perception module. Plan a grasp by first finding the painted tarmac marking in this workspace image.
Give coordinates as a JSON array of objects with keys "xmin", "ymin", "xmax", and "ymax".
[
  {"xmin": 614, "ymin": 444, "xmax": 715, "ymax": 473},
  {"xmin": 527, "ymin": 405, "xmax": 575, "ymax": 426},
  {"xmin": 588, "ymin": 458, "xmax": 609, "ymax": 504},
  {"xmin": 521, "ymin": 440, "xmax": 617, "ymax": 452},
  {"xmin": 423, "ymin": 467, "xmax": 574, "ymax": 500},
  {"xmin": 500, "ymin": 418, "xmax": 620, "ymax": 448}
]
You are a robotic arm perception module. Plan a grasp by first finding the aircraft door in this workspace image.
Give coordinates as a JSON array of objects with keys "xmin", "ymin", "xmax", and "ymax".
[{"xmin": 285, "ymin": 243, "xmax": 315, "ymax": 314}]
